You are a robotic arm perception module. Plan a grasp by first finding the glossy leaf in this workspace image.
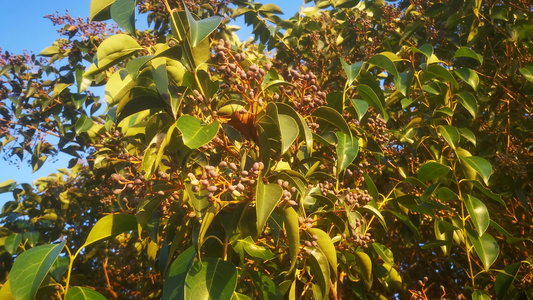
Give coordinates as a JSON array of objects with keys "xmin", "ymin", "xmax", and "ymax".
[
  {"xmin": 459, "ymin": 155, "xmax": 492, "ymax": 185},
  {"xmin": 236, "ymin": 236, "xmax": 276, "ymax": 260},
  {"xmin": 357, "ymin": 84, "xmax": 388, "ymax": 121},
  {"xmin": 438, "ymin": 125, "xmax": 460, "ymax": 150},
  {"xmin": 350, "ymin": 99, "xmax": 369, "ymax": 121},
  {"xmin": 164, "ymin": 246, "xmax": 196, "ymax": 300},
  {"xmin": 90, "ymin": 0, "xmax": 115, "ymax": 21},
  {"xmin": 4, "ymin": 233, "xmax": 21, "ymax": 255},
  {"xmin": 75, "ymin": 114, "xmax": 94, "ymax": 134},
  {"xmin": 256, "ymin": 179, "xmax": 283, "ymax": 234},
  {"xmin": 307, "ymin": 247, "xmax": 330, "ymax": 299},
  {"xmin": 335, "ymin": 132, "xmax": 358, "ymax": 175},
  {"xmin": 341, "ymin": 60, "xmax": 364, "ymax": 84},
  {"xmin": 83, "ymin": 213, "xmax": 137, "ymax": 248},
  {"xmin": 0, "ymin": 179, "xmax": 16, "ymax": 193},
  {"xmin": 353, "ymin": 251, "xmax": 373, "ymax": 289},
  {"xmin": 465, "ymin": 195, "xmax": 490, "ymax": 236},
  {"xmin": 372, "ymin": 243, "xmax": 394, "ymax": 265},
  {"xmin": 455, "ymin": 68, "xmax": 479, "ymax": 90},
  {"xmin": 417, "ymin": 162, "xmax": 451, "ymax": 181},
  {"xmin": 248, "ymin": 270, "xmax": 283, "ymax": 300},
  {"xmin": 472, "ymin": 290, "xmax": 491, "ymax": 300},
  {"xmin": 110, "ymin": 0, "xmax": 136, "ymax": 35},
  {"xmin": 308, "ymin": 228, "xmax": 338, "ymax": 277},
  {"xmin": 85, "ymin": 34, "xmax": 142, "ymax": 76},
  {"xmin": 495, "ymin": 262, "xmax": 520, "ymax": 299},
  {"xmin": 456, "ymin": 91, "xmax": 478, "ymax": 118},
  {"xmin": 519, "ymin": 66, "xmax": 533, "ymax": 82},
  {"xmin": 0, "ymin": 280, "xmax": 14, "ymax": 300},
  {"xmin": 185, "ymin": 7, "xmax": 222, "ymax": 47},
  {"xmin": 455, "ymin": 47, "xmax": 483, "ymax": 64},
  {"xmin": 278, "ymin": 206, "xmax": 299, "ymax": 273},
  {"xmin": 278, "ymin": 114, "xmax": 299, "ymax": 154},
  {"xmin": 311, "ymin": 106, "xmax": 352, "ymax": 135},
  {"xmin": 66, "ymin": 287, "xmax": 107, "ymax": 300},
  {"xmin": 368, "ymin": 53, "xmax": 399, "ymax": 78},
  {"xmin": 427, "ymin": 64, "xmax": 458, "ymax": 88},
  {"xmin": 177, "ymin": 116, "xmax": 220, "ymax": 149},
  {"xmin": 184, "ymin": 258, "xmax": 237, "ymax": 300},
  {"xmin": 10, "ymin": 241, "xmax": 66, "ymax": 300},
  {"xmin": 467, "ymin": 230, "xmax": 499, "ymax": 271}
]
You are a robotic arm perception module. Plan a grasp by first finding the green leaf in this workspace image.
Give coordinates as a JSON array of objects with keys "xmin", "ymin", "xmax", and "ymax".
[
  {"xmin": 90, "ymin": 0, "xmax": 115, "ymax": 21},
  {"xmin": 467, "ymin": 230, "xmax": 499, "ymax": 272},
  {"xmin": 357, "ymin": 84, "xmax": 388, "ymax": 121},
  {"xmin": 336, "ymin": 132, "xmax": 358, "ymax": 175},
  {"xmin": 472, "ymin": 290, "xmax": 491, "ymax": 300},
  {"xmin": 307, "ymin": 247, "xmax": 330, "ymax": 299},
  {"xmin": 236, "ymin": 236, "xmax": 276, "ymax": 260},
  {"xmin": 372, "ymin": 243, "xmax": 394, "ymax": 265},
  {"xmin": 0, "ymin": 279, "xmax": 14, "ymax": 300},
  {"xmin": 4, "ymin": 233, "xmax": 22, "ymax": 255},
  {"xmin": 459, "ymin": 156, "xmax": 492, "ymax": 185},
  {"xmin": 50, "ymin": 256, "xmax": 69, "ymax": 282},
  {"xmin": 308, "ymin": 228, "xmax": 338, "ymax": 277},
  {"xmin": 177, "ymin": 116, "xmax": 220, "ymax": 149},
  {"xmin": 368, "ymin": 53, "xmax": 399, "ymax": 78},
  {"xmin": 258, "ymin": 3, "xmax": 284, "ymax": 14},
  {"xmin": 23, "ymin": 231, "xmax": 40, "ymax": 248},
  {"xmin": 10, "ymin": 241, "xmax": 66, "ymax": 300},
  {"xmin": 455, "ymin": 47, "xmax": 483, "ymax": 64},
  {"xmin": 362, "ymin": 204, "xmax": 387, "ymax": 230},
  {"xmin": 458, "ymin": 128, "xmax": 476, "ymax": 146},
  {"xmin": 341, "ymin": 60, "xmax": 364, "ymax": 84},
  {"xmin": 85, "ymin": 34, "xmax": 142, "ymax": 77},
  {"xmin": 184, "ymin": 258, "xmax": 237, "ymax": 300},
  {"xmin": 275, "ymin": 103, "xmax": 313, "ymax": 156},
  {"xmin": 495, "ymin": 262, "xmax": 520, "ymax": 299},
  {"xmin": 350, "ymin": 99, "xmax": 369, "ymax": 121},
  {"xmin": 231, "ymin": 293, "xmax": 252, "ymax": 300},
  {"xmin": 75, "ymin": 114, "xmax": 94, "ymax": 134},
  {"xmin": 185, "ymin": 7, "xmax": 223, "ymax": 48},
  {"xmin": 417, "ymin": 162, "xmax": 451, "ymax": 181},
  {"xmin": 164, "ymin": 246, "xmax": 196, "ymax": 300},
  {"xmin": 438, "ymin": 125, "xmax": 460, "ymax": 150},
  {"xmin": 395, "ymin": 70, "xmax": 414, "ymax": 97},
  {"xmin": 278, "ymin": 206, "xmax": 299, "ymax": 273},
  {"xmin": 110, "ymin": 0, "xmax": 136, "ymax": 35},
  {"xmin": 83, "ymin": 214, "xmax": 137, "ymax": 248},
  {"xmin": 105, "ymin": 69, "xmax": 135, "ymax": 105},
  {"xmin": 248, "ymin": 270, "xmax": 283, "ymax": 300},
  {"xmin": 152, "ymin": 57, "xmax": 169, "ymax": 97},
  {"xmin": 311, "ymin": 106, "xmax": 352, "ymax": 135},
  {"xmin": 278, "ymin": 114, "xmax": 299, "ymax": 154},
  {"xmin": 0, "ymin": 179, "xmax": 16, "ymax": 193},
  {"xmin": 427, "ymin": 64, "xmax": 458, "ymax": 88},
  {"xmin": 519, "ymin": 66, "xmax": 533, "ymax": 82},
  {"xmin": 66, "ymin": 287, "xmax": 107, "ymax": 300},
  {"xmin": 256, "ymin": 179, "xmax": 283, "ymax": 235},
  {"xmin": 374, "ymin": 263, "xmax": 402, "ymax": 292},
  {"xmin": 353, "ymin": 251, "xmax": 373, "ymax": 289},
  {"xmin": 454, "ymin": 68, "xmax": 479, "ymax": 90},
  {"xmin": 456, "ymin": 91, "xmax": 478, "ymax": 118},
  {"xmin": 465, "ymin": 195, "xmax": 490, "ymax": 236}
]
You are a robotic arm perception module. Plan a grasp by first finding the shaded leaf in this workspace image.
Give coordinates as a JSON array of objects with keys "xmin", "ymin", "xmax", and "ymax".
[
  {"xmin": 353, "ymin": 251, "xmax": 373, "ymax": 289},
  {"xmin": 438, "ymin": 125, "xmax": 460, "ymax": 150},
  {"xmin": 278, "ymin": 114, "xmax": 299, "ymax": 154},
  {"xmin": 372, "ymin": 243, "xmax": 394, "ymax": 265},
  {"xmin": 368, "ymin": 53, "xmax": 399, "ymax": 78},
  {"xmin": 455, "ymin": 47, "xmax": 483, "ymax": 64},
  {"xmin": 184, "ymin": 258, "xmax": 237, "ymax": 300},
  {"xmin": 164, "ymin": 246, "xmax": 196, "ymax": 300},
  {"xmin": 248, "ymin": 270, "xmax": 283, "ymax": 300},
  {"xmin": 519, "ymin": 66, "xmax": 533, "ymax": 82},
  {"xmin": 495, "ymin": 262, "xmax": 520, "ymax": 300},
  {"xmin": 185, "ymin": 7, "xmax": 223, "ymax": 48},
  {"xmin": 357, "ymin": 84, "xmax": 388, "ymax": 121},
  {"xmin": 110, "ymin": 0, "xmax": 136, "ymax": 35},
  {"xmin": 278, "ymin": 206, "xmax": 299, "ymax": 273},
  {"xmin": 4, "ymin": 233, "xmax": 22, "ymax": 255},
  {"xmin": 456, "ymin": 91, "xmax": 478, "ymax": 118},
  {"xmin": 342, "ymin": 60, "xmax": 364, "ymax": 84},
  {"xmin": 455, "ymin": 68, "xmax": 479, "ymax": 90},
  {"xmin": 427, "ymin": 64, "xmax": 458, "ymax": 88},
  {"xmin": 459, "ymin": 155, "xmax": 492, "ymax": 185}
]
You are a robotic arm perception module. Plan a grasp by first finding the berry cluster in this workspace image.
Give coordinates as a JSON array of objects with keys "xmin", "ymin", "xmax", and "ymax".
[
  {"xmin": 277, "ymin": 179, "xmax": 298, "ymax": 206},
  {"xmin": 344, "ymin": 187, "xmax": 373, "ymax": 208},
  {"xmin": 278, "ymin": 69, "xmax": 327, "ymax": 116},
  {"xmin": 366, "ymin": 115, "xmax": 389, "ymax": 145}
]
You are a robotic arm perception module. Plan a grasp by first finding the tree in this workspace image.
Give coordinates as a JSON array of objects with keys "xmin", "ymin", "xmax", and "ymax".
[{"xmin": 0, "ymin": 0, "xmax": 532, "ymax": 299}]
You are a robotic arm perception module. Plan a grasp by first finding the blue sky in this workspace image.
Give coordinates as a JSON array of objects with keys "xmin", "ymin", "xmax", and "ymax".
[{"xmin": 0, "ymin": 1, "xmax": 305, "ymax": 204}]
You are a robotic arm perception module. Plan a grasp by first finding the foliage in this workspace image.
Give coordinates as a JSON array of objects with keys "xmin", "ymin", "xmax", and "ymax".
[{"xmin": 0, "ymin": 0, "xmax": 532, "ymax": 299}]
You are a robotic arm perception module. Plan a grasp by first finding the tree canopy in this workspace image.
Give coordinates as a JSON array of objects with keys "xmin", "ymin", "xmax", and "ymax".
[{"xmin": 0, "ymin": 0, "xmax": 532, "ymax": 299}]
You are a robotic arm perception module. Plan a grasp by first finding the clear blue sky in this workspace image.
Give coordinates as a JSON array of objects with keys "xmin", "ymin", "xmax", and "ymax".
[{"xmin": 0, "ymin": 1, "xmax": 305, "ymax": 204}]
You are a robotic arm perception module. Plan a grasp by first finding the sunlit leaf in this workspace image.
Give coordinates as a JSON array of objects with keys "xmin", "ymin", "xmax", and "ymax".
[
  {"xmin": 90, "ymin": 0, "xmax": 115, "ymax": 21},
  {"xmin": 467, "ymin": 230, "xmax": 499, "ymax": 271},
  {"xmin": 438, "ymin": 125, "xmax": 460, "ymax": 150},
  {"xmin": 185, "ymin": 7, "xmax": 222, "ymax": 47},
  {"xmin": 417, "ymin": 162, "xmax": 451, "ymax": 181},
  {"xmin": 66, "ymin": 287, "xmax": 107, "ymax": 300},
  {"xmin": 10, "ymin": 241, "xmax": 66, "ymax": 300},
  {"xmin": 164, "ymin": 246, "xmax": 196, "ymax": 300},
  {"xmin": 308, "ymin": 228, "xmax": 338, "ymax": 277},
  {"xmin": 256, "ymin": 179, "xmax": 283, "ymax": 234},
  {"xmin": 459, "ymin": 155, "xmax": 492, "ymax": 185},
  {"xmin": 455, "ymin": 47, "xmax": 483, "ymax": 64},
  {"xmin": 335, "ymin": 132, "xmax": 358, "ymax": 175},
  {"xmin": 83, "ymin": 214, "xmax": 137, "ymax": 248},
  {"xmin": 456, "ymin": 91, "xmax": 478, "ymax": 118},
  {"xmin": 372, "ymin": 243, "xmax": 394, "ymax": 265},
  {"xmin": 357, "ymin": 84, "xmax": 388, "ymax": 121},
  {"xmin": 177, "ymin": 116, "xmax": 220, "ymax": 149},
  {"xmin": 465, "ymin": 195, "xmax": 490, "ymax": 236}
]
